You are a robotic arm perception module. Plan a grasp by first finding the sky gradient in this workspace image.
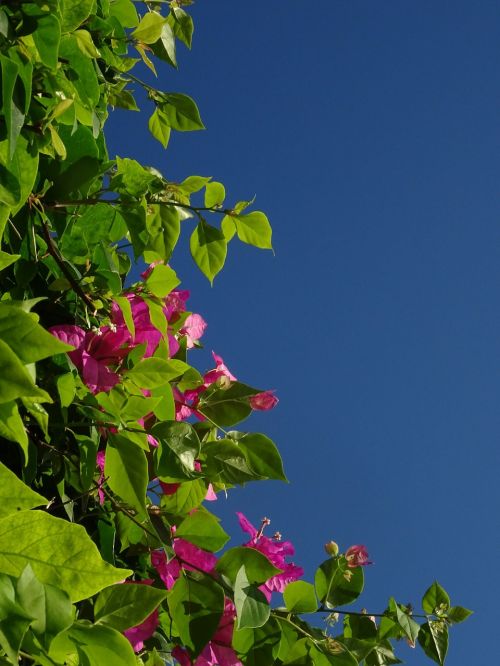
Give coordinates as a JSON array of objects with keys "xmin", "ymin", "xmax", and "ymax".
[{"xmin": 107, "ymin": 2, "xmax": 500, "ymax": 663}]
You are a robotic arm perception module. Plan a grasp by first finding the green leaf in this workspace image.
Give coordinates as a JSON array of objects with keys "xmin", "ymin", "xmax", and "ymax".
[
  {"xmin": 190, "ymin": 220, "xmax": 227, "ymax": 282},
  {"xmin": 205, "ymin": 181, "xmax": 226, "ymax": 208},
  {"xmin": 160, "ymin": 479, "xmax": 206, "ymax": 515},
  {"xmin": 199, "ymin": 382, "xmax": 260, "ymax": 426},
  {"xmin": 0, "ymin": 56, "xmax": 24, "ymax": 160},
  {"xmin": 168, "ymin": 571, "xmax": 224, "ymax": 657},
  {"xmin": 176, "ymin": 511, "xmax": 230, "ymax": 552},
  {"xmin": 95, "ymin": 583, "xmax": 167, "ymax": 632},
  {"xmin": 446, "ymin": 606, "xmax": 473, "ymax": 624},
  {"xmin": 216, "ymin": 547, "xmax": 282, "ymax": 586},
  {"xmin": 32, "ymin": 13, "xmax": 61, "ymax": 69},
  {"xmin": 145, "ymin": 263, "xmax": 180, "ymax": 297},
  {"xmin": 235, "ymin": 432, "xmax": 287, "ymax": 481},
  {"xmin": 233, "ymin": 211, "xmax": 273, "ymax": 249},
  {"xmin": 113, "ymin": 296, "xmax": 135, "ymax": 337},
  {"xmin": 234, "ymin": 566, "xmax": 270, "ymax": 629},
  {"xmin": 0, "ymin": 339, "xmax": 51, "ymax": 404},
  {"xmin": 0, "ymin": 510, "xmax": 131, "ymax": 602},
  {"xmin": 105, "ymin": 435, "xmax": 149, "ymax": 521},
  {"xmin": 74, "ymin": 29, "xmax": 100, "ymax": 58},
  {"xmin": 169, "ymin": 7, "xmax": 194, "ymax": 48},
  {"xmin": 132, "ymin": 12, "xmax": 166, "ymax": 44},
  {"xmin": 113, "ymin": 157, "xmax": 156, "ymax": 198},
  {"xmin": 145, "ymin": 204, "xmax": 180, "ymax": 262},
  {"xmin": 203, "ymin": 439, "xmax": 257, "ymax": 485},
  {"xmin": 0, "ymin": 462, "xmax": 46, "ymax": 518},
  {"xmin": 154, "ymin": 421, "xmax": 201, "ymax": 482},
  {"xmin": 314, "ymin": 558, "xmax": 364, "ymax": 608},
  {"xmin": 148, "ymin": 108, "xmax": 171, "ymax": 149},
  {"xmin": 0, "ymin": 251, "xmax": 20, "ymax": 271},
  {"xmin": 394, "ymin": 603, "xmax": 420, "ymax": 645},
  {"xmin": 126, "ymin": 358, "xmax": 188, "ymax": 388},
  {"xmin": 153, "ymin": 21, "xmax": 177, "ymax": 67},
  {"xmin": 59, "ymin": 34, "xmax": 99, "ymax": 109},
  {"xmin": 0, "ymin": 133, "xmax": 38, "ymax": 212},
  {"xmin": 179, "ymin": 175, "xmax": 212, "ymax": 195},
  {"xmin": 418, "ymin": 621, "xmax": 448, "ymax": 666},
  {"xmin": 0, "ymin": 577, "xmax": 32, "ymax": 665},
  {"xmin": 54, "ymin": 622, "xmax": 137, "ymax": 666},
  {"xmin": 0, "ymin": 401, "xmax": 28, "ymax": 460},
  {"xmin": 422, "ymin": 582, "xmax": 450, "ymax": 615},
  {"xmin": 109, "ymin": 0, "xmax": 139, "ymax": 28},
  {"xmin": 16, "ymin": 565, "xmax": 73, "ymax": 646},
  {"xmin": 61, "ymin": 0, "xmax": 94, "ymax": 32},
  {"xmin": 0, "ymin": 303, "xmax": 74, "ymax": 363},
  {"xmin": 283, "ymin": 581, "xmax": 317, "ymax": 614},
  {"xmin": 159, "ymin": 93, "xmax": 204, "ymax": 131}
]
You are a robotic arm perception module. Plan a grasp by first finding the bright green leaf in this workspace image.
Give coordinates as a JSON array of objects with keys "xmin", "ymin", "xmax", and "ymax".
[
  {"xmin": 176, "ymin": 510, "xmax": 229, "ymax": 552},
  {"xmin": 0, "ymin": 462, "xmax": 46, "ymax": 518},
  {"xmin": 190, "ymin": 220, "xmax": 227, "ymax": 283},
  {"xmin": 422, "ymin": 582, "xmax": 451, "ymax": 615},
  {"xmin": 0, "ymin": 510, "xmax": 131, "ymax": 601},
  {"xmin": 284, "ymin": 581, "xmax": 318, "ymax": 614},
  {"xmin": 106, "ymin": 435, "xmax": 149, "ymax": 521}
]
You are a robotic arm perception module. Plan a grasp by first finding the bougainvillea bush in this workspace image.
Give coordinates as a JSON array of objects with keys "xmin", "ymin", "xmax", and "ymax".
[{"xmin": 0, "ymin": 1, "xmax": 470, "ymax": 664}]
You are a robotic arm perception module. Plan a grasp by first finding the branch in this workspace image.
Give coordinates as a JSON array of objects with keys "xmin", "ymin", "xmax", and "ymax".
[{"xmin": 41, "ymin": 220, "xmax": 94, "ymax": 309}]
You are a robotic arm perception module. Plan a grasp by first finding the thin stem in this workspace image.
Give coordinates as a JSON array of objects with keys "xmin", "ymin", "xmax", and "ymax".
[
  {"xmin": 315, "ymin": 606, "xmax": 428, "ymax": 619},
  {"xmin": 41, "ymin": 220, "xmax": 94, "ymax": 309},
  {"xmin": 99, "ymin": 485, "xmax": 159, "ymax": 541}
]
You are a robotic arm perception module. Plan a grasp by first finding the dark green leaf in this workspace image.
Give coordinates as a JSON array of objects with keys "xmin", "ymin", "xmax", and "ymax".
[
  {"xmin": 418, "ymin": 621, "xmax": 448, "ymax": 666},
  {"xmin": 168, "ymin": 572, "xmax": 224, "ymax": 657},
  {"xmin": 159, "ymin": 93, "xmax": 204, "ymax": 131},
  {"xmin": 234, "ymin": 566, "xmax": 270, "ymax": 629},
  {"xmin": 315, "ymin": 557, "xmax": 364, "ymax": 608},
  {"xmin": 446, "ymin": 606, "xmax": 472, "ymax": 624},
  {"xmin": 95, "ymin": 583, "xmax": 167, "ymax": 631},
  {"xmin": 422, "ymin": 582, "xmax": 450, "ymax": 615}
]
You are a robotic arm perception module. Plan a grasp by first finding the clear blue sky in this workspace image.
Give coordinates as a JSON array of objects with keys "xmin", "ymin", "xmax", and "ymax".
[{"xmin": 107, "ymin": 2, "xmax": 499, "ymax": 663}]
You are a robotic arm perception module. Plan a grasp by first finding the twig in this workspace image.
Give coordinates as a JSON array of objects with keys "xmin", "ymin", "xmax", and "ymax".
[{"xmin": 41, "ymin": 220, "xmax": 94, "ymax": 309}]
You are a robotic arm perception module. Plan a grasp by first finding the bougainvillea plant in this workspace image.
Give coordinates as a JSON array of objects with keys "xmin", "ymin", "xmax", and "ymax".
[{"xmin": 0, "ymin": 1, "xmax": 470, "ymax": 664}]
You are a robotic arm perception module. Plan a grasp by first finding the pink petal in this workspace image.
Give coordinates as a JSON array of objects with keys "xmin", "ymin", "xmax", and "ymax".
[
  {"xmin": 236, "ymin": 512, "xmax": 258, "ymax": 539},
  {"xmin": 182, "ymin": 313, "xmax": 207, "ymax": 348}
]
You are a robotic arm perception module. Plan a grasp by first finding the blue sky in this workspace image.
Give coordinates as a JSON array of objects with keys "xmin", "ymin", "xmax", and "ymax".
[{"xmin": 107, "ymin": 2, "xmax": 500, "ymax": 663}]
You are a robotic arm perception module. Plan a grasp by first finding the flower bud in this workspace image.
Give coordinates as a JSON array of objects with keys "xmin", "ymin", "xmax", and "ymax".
[{"xmin": 324, "ymin": 540, "xmax": 339, "ymax": 556}]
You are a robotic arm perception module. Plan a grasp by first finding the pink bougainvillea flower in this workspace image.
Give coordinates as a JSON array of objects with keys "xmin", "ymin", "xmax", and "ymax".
[
  {"xmin": 152, "ymin": 538, "xmax": 217, "ymax": 590},
  {"xmin": 50, "ymin": 324, "xmax": 130, "ymax": 393},
  {"xmin": 249, "ymin": 390, "xmax": 279, "ymax": 411},
  {"xmin": 172, "ymin": 599, "xmax": 242, "ymax": 666},
  {"xmin": 164, "ymin": 289, "xmax": 190, "ymax": 321},
  {"xmin": 122, "ymin": 580, "xmax": 159, "ymax": 652},
  {"xmin": 345, "ymin": 545, "xmax": 372, "ymax": 568},
  {"xmin": 203, "ymin": 352, "xmax": 237, "ymax": 387},
  {"xmin": 181, "ymin": 313, "xmax": 207, "ymax": 348},
  {"xmin": 237, "ymin": 512, "xmax": 303, "ymax": 600}
]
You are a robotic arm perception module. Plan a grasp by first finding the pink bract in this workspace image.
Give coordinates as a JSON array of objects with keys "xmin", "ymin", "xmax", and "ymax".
[
  {"xmin": 345, "ymin": 544, "xmax": 372, "ymax": 568},
  {"xmin": 236, "ymin": 512, "xmax": 303, "ymax": 599},
  {"xmin": 249, "ymin": 390, "xmax": 279, "ymax": 411},
  {"xmin": 182, "ymin": 313, "xmax": 207, "ymax": 348},
  {"xmin": 152, "ymin": 539, "xmax": 217, "ymax": 590},
  {"xmin": 50, "ymin": 324, "xmax": 130, "ymax": 393}
]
